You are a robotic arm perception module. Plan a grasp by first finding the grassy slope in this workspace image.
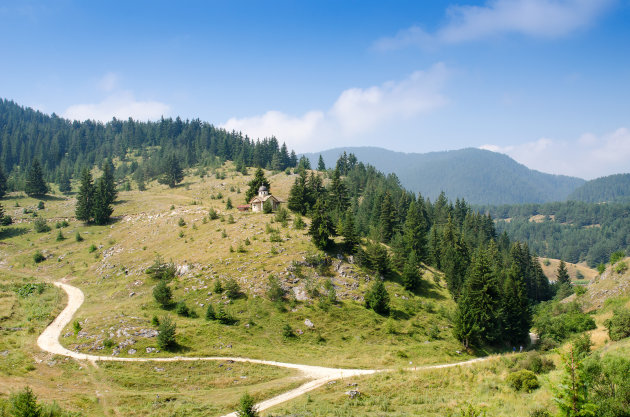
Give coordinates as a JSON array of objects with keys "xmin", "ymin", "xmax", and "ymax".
[{"xmin": 0, "ymin": 163, "xmax": 469, "ymax": 415}]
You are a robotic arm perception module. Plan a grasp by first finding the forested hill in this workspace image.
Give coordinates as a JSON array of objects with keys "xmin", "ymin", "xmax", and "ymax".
[
  {"xmin": 303, "ymin": 147, "xmax": 585, "ymax": 205},
  {"xmin": 0, "ymin": 99, "xmax": 298, "ymax": 187},
  {"xmin": 567, "ymin": 173, "xmax": 630, "ymax": 203}
]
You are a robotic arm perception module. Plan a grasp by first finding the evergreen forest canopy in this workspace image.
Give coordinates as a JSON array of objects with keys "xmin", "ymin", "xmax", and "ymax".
[
  {"xmin": 0, "ymin": 99, "xmax": 299, "ymax": 191},
  {"xmin": 567, "ymin": 173, "xmax": 630, "ymax": 203},
  {"xmin": 479, "ymin": 201, "xmax": 630, "ymax": 267}
]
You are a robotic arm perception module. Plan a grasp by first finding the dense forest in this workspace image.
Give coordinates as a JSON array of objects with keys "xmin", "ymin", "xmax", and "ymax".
[
  {"xmin": 303, "ymin": 147, "xmax": 585, "ymax": 205},
  {"xmin": 567, "ymin": 173, "xmax": 630, "ymax": 203},
  {"xmin": 478, "ymin": 201, "xmax": 630, "ymax": 266},
  {"xmin": 287, "ymin": 152, "xmax": 553, "ymax": 348},
  {"xmin": 0, "ymin": 99, "xmax": 298, "ymax": 190}
]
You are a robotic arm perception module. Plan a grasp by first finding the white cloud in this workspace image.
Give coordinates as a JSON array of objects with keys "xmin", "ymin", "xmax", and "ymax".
[
  {"xmin": 63, "ymin": 91, "xmax": 170, "ymax": 122},
  {"xmin": 221, "ymin": 64, "xmax": 449, "ymax": 151},
  {"xmin": 375, "ymin": 0, "xmax": 614, "ymax": 50},
  {"xmin": 481, "ymin": 128, "xmax": 630, "ymax": 179}
]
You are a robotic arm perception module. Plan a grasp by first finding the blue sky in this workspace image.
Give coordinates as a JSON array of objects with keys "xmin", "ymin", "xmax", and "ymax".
[{"xmin": 1, "ymin": 0, "xmax": 629, "ymax": 179}]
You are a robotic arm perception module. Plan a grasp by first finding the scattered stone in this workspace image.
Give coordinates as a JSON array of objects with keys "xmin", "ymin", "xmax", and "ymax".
[
  {"xmin": 304, "ymin": 319, "xmax": 314, "ymax": 329},
  {"xmin": 347, "ymin": 382, "xmax": 358, "ymax": 387},
  {"xmin": 146, "ymin": 347, "xmax": 157, "ymax": 353},
  {"xmin": 0, "ymin": 350, "xmax": 8, "ymax": 356},
  {"xmin": 327, "ymin": 381, "xmax": 337, "ymax": 386},
  {"xmin": 296, "ymin": 329, "xmax": 304, "ymax": 335},
  {"xmin": 154, "ymin": 367, "xmax": 165, "ymax": 372},
  {"xmin": 345, "ymin": 390, "xmax": 361, "ymax": 399},
  {"xmin": 128, "ymin": 349, "xmax": 137, "ymax": 354},
  {"xmin": 129, "ymin": 292, "xmax": 135, "ymax": 297}
]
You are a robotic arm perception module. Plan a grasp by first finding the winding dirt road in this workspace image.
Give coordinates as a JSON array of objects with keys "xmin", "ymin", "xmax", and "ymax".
[{"xmin": 38, "ymin": 281, "xmax": 489, "ymax": 416}]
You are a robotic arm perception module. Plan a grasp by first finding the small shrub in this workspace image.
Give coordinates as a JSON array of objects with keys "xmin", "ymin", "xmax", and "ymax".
[
  {"xmin": 237, "ymin": 244, "xmax": 246, "ymax": 253},
  {"xmin": 516, "ymin": 351, "xmax": 555, "ymax": 374},
  {"xmin": 88, "ymin": 244, "xmax": 97, "ymax": 253},
  {"xmin": 529, "ymin": 408, "xmax": 552, "ymax": 417},
  {"xmin": 227, "ymin": 214, "xmax": 235, "ymax": 224},
  {"xmin": 56, "ymin": 230, "xmax": 65, "ymax": 241},
  {"xmin": 571, "ymin": 333, "xmax": 592, "ymax": 359},
  {"xmin": 263, "ymin": 199, "xmax": 273, "ymax": 214},
  {"xmin": 216, "ymin": 305, "xmax": 236, "ymax": 325},
  {"xmin": 153, "ymin": 281, "xmax": 173, "ymax": 308},
  {"xmin": 221, "ymin": 229, "xmax": 227, "ymax": 238},
  {"xmin": 178, "ymin": 230, "xmax": 184, "ymax": 238},
  {"xmin": 229, "ymin": 245, "xmax": 234, "ymax": 253},
  {"xmin": 33, "ymin": 251, "xmax": 46, "ymax": 263},
  {"xmin": 226, "ymin": 198, "xmax": 233, "ymax": 210},
  {"xmin": 213, "ymin": 279, "xmax": 223, "ymax": 293},
  {"xmin": 543, "ymin": 259, "xmax": 551, "ymax": 266},
  {"xmin": 170, "ymin": 205, "xmax": 175, "ymax": 210},
  {"xmin": 275, "ymin": 207, "xmax": 290, "ymax": 223},
  {"xmin": 614, "ymin": 261, "xmax": 628, "ymax": 274},
  {"xmin": 178, "ymin": 217, "xmax": 186, "ymax": 227},
  {"xmin": 506, "ymin": 369, "xmax": 539, "ymax": 392},
  {"xmin": 151, "ymin": 315, "xmax": 160, "ymax": 326},
  {"xmin": 282, "ymin": 323, "xmax": 294, "ymax": 338},
  {"xmin": 37, "ymin": 201, "xmax": 45, "ymax": 210},
  {"xmin": 205, "ymin": 304, "xmax": 216, "ymax": 320},
  {"xmin": 8, "ymin": 386, "xmax": 42, "ymax": 417},
  {"xmin": 224, "ymin": 278, "xmax": 241, "ymax": 299},
  {"xmin": 75, "ymin": 232, "xmax": 84, "ymax": 242},
  {"xmin": 103, "ymin": 338, "xmax": 115, "ymax": 349},
  {"xmin": 459, "ymin": 404, "xmax": 486, "ymax": 417},
  {"xmin": 266, "ymin": 275, "xmax": 285, "ymax": 302},
  {"xmin": 610, "ymin": 250, "xmax": 626, "ymax": 265},
  {"xmin": 605, "ymin": 308, "xmax": 630, "ymax": 341},
  {"xmin": 244, "ymin": 237, "xmax": 251, "ymax": 246},
  {"xmin": 157, "ymin": 316, "xmax": 176, "ymax": 350},
  {"xmin": 0, "ymin": 215, "xmax": 12, "ymax": 226},
  {"xmin": 574, "ymin": 286, "xmax": 586, "ymax": 296},
  {"xmin": 175, "ymin": 301, "xmax": 191, "ymax": 317},
  {"xmin": 209, "ymin": 208, "xmax": 219, "ymax": 220},
  {"xmin": 72, "ymin": 320, "xmax": 82, "ymax": 335},
  {"xmin": 293, "ymin": 214, "xmax": 305, "ymax": 230},
  {"xmin": 145, "ymin": 255, "xmax": 176, "ymax": 281},
  {"xmin": 597, "ymin": 263, "xmax": 606, "ymax": 274},
  {"xmin": 236, "ymin": 392, "xmax": 258, "ymax": 417},
  {"xmin": 33, "ymin": 218, "xmax": 50, "ymax": 233}
]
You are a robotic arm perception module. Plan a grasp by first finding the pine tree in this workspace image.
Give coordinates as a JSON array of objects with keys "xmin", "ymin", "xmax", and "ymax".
[
  {"xmin": 365, "ymin": 278, "xmax": 390, "ymax": 315},
  {"xmin": 0, "ymin": 165, "xmax": 7, "ymax": 198},
  {"xmin": 453, "ymin": 290, "xmax": 481, "ymax": 349},
  {"xmin": 157, "ymin": 316, "xmax": 177, "ymax": 350},
  {"xmin": 92, "ymin": 176, "xmax": 113, "ymax": 225},
  {"xmin": 317, "ymin": 155, "xmax": 326, "ymax": 171},
  {"xmin": 461, "ymin": 248, "xmax": 502, "ymax": 344},
  {"xmin": 9, "ymin": 386, "xmax": 42, "ymax": 417},
  {"xmin": 287, "ymin": 171, "xmax": 308, "ymax": 214},
  {"xmin": 308, "ymin": 198, "xmax": 335, "ymax": 249},
  {"xmin": 58, "ymin": 174, "xmax": 71, "ymax": 194},
  {"xmin": 245, "ymin": 168, "xmax": 270, "ymax": 202},
  {"xmin": 402, "ymin": 200, "xmax": 428, "ymax": 264},
  {"xmin": 102, "ymin": 159, "xmax": 117, "ymax": 204},
  {"xmin": 502, "ymin": 265, "xmax": 531, "ymax": 345},
  {"xmin": 159, "ymin": 154, "xmax": 183, "ymax": 188},
  {"xmin": 328, "ymin": 169, "xmax": 349, "ymax": 219},
  {"xmin": 557, "ymin": 260, "xmax": 570, "ymax": 285},
  {"xmin": 75, "ymin": 168, "xmax": 94, "ymax": 223},
  {"xmin": 401, "ymin": 252, "xmax": 421, "ymax": 291},
  {"xmin": 379, "ymin": 191, "xmax": 395, "ymax": 243},
  {"xmin": 553, "ymin": 348, "xmax": 597, "ymax": 417},
  {"xmin": 341, "ymin": 210, "xmax": 359, "ymax": 252},
  {"xmin": 153, "ymin": 280, "xmax": 172, "ymax": 308},
  {"xmin": 25, "ymin": 159, "xmax": 48, "ymax": 197}
]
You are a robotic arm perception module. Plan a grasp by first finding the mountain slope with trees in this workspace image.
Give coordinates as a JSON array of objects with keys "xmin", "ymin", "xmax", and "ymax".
[
  {"xmin": 567, "ymin": 173, "xmax": 630, "ymax": 203},
  {"xmin": 302, "ymin": 147, "xmax": 585, "ymax": 205}
]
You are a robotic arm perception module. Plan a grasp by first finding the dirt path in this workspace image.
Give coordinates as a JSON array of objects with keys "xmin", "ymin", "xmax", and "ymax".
[{"xmin": 38, "ymin": 281, "xmax": 491, "ymax": 416}]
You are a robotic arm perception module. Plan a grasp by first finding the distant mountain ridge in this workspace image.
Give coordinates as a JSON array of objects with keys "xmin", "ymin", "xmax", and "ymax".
[
  {"xmin": 302, "ymin": 147, "xmax": 585, "ymax": 205},
  {"xmin": 567, "ymin": 173, "xmax": 630, "ymax": 203}
]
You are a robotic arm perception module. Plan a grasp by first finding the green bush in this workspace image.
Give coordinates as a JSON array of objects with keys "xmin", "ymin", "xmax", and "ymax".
[
  {"xmin": 33, "ymin": 251, "xmax": 45, "ymax": 263},
  {"xmin": 157, "ymin": 316, "xmax": 176, "ymax": 350},
  {"xmin": 610, "ymin": 250, "xmax": 626, "ymax": 265},
  {"xmin": 533, "ymin": 301, "xmax": 596, "ymax": 343},
  {"xmin": 33, "ymin": 218, "xmax": 50, "ymax": 233},
  {"xmin": 72, "ymin": 320, "xmax": 82, "ymax": 335},
  {"xmin": 614, "ymin": 261, "xmax": 628, "ymax": 274},
  {"xmin": 365, "ymin": 279, "xmax": 390, "ymax": 315},
  {"xmin": 37, "ymin": 201, "xmax": 45, "ymax": 210},
  {"xmin": 175, "ymin": 301, "xmax": 191, "ymax": 317},
  {"xmin": 515, "ymin": 351, "xmax": 555, "ymax": 374},
  {"xmin": 8, "ymin": 386, "xmax": 41, "ymax": 417},
  {"xmin": 282, "ymin": 323, "xmax": 294, "ymax": 338},
  {"xmin": 153, "ymin": 281, "xmax": 172, "ymax": 308},
  {"xmin": 506, "ymin": 369, "xmax": 539, "ymax": 392},
  {"xmin": 263, "ymin": 199, "xmax": 273, "ymax": 214},
  {"xmin": 205, "ymin": 304, "xmax": 216, "ymax": 320},
  {"xmin": 224, "ymin": 278, "xmax": 241, "ymax": 299},
  {"xmin": 75, "ymin": 232, "xmax": 83, "ymax": 242},
  {"xmin": 574, "ymin": 286, "xmax": 587, "ymax": 296},
  {"xmin": 266, "ymin": 275, "xmax": 285, "ymax": 302},
  {"xmin": 208, "ymin": 208, "xmax": 219, "ymax": 220},
  {"xmin": 103, "ymin": 339, "xmax": 115, "ymax": 349},
  {"xmin": 88, "ymin": 244, "xmax": 97, "ymax": 253},
  {"xmin": 293, "ymin": 214, "xmax": 306, "ymax": 230},
  {"xmin": 529, "ymin": 408, "xmax": 551, "ymax": 417},
  {"xmin": 56, "ymin": 230, "xmax": 65, "ymax": 241},
  {"xmin": 145, "ymin": 255, "xmax": 176, "ymax": 280},
  {"xmin": 236, "ymin": 392, "xmax": 258, "ymax": 417},
  {"xmin": 177, "ymin": 217, "xmax": 186, "ymax": 227},
  {"xmin": 605, "ymin": 308, "xmax": 630, "ymax": 341}
]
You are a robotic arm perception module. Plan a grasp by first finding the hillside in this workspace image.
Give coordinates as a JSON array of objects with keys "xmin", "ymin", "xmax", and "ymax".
[
  {"xmin": 567, "ymin": 173, "xmax": 630, "ymax": 203},
  {"xmin": 302, "ymin": 147, "xmax": 584, "ymax": 205},
  {"xmin": 0, "ymin": 164, "xmax": 470, "ymax": 415}
]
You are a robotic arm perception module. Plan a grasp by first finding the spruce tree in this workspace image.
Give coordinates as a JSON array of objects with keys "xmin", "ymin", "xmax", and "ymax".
[
  {"xmin": 317, "ymin": 155, "xmax": 326, "ymax": 171},
  {"xmin": 308, "ymin": 198, "xmax": 335, "ymax": 249},
  {"xmin": 92, "ymin": 176, "xmax": 113, "ymax": 225},
  {"xmin": 365, "ymin": 278, "xmax": 390, "ymax": 315},
  {"xmin": 0, "ymin": 166, "xmax": 7, "ymax": 198},
  {"xmin": 453, "ymin": 290, "xmax": 481, "ymax": 349},
  {"xmin": 157, "ymin": 316, "xmax": 176, "ymax": 350},
  {"xmin": 25, "ymin": 159, "xmax": 48, "ymax": 197},
  {"xmin": 159, "ymin": 154, "xmax": 183, "ymax": 188},
  {"xmin": 75, "ymin": 168, "xmax": 94, "ymax": 223},
  {"xmin": 502, "ymin": 265, "xmax": 531, "ymax": 345},
  {"xmin": 245, "ymin": 168, "xmax": 270, "ymax": 202},
  {"xmin": 379, "ymin": 191, "xmax": 395, "ymax": 243},
  {"xmin": 341, "ymin": 210, "xmax": 359, "ymax": 252},
  {"xmin": 58, "ymin": 174, "xmax": 71, "ymax": 194},
  {"xmin": 401, "ymin": 252, "xmax": 420, "ymax": 291},
  {"xmin": 102, "ymin": 159, "xmax": 117, "ymax": 204},
  {"xmin": 328, "ymin": 169, "xmax": 349, "ymax": 219},
  {"xmin": 287, "ymin": 171, "xmax": 308, "ymax": 214},
  {"xmin": 557, "ymin": 260, "xmax": 570, "ymax": 285},
  {"xmin": 402, "ymin": 201, "xmax": 428, "ymax": 264}
]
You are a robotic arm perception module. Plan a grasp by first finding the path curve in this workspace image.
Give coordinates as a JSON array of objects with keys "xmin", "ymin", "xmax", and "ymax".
[{"xmin": 38, "ymin": 281, "xmax": 491, "ymax": 416}]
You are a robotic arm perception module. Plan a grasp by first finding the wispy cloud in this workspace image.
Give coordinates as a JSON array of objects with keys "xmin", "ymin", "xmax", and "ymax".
[
  {"xmin": 221, "ymin": 63, "xmax": 449, "ymax": 151},
  {"xmin": 480, "ymin": 127, "xmax": 630, "ymax": 179},
  {"xmin": 375, "ymin": 0, "xmax": 614, "ymax": 50},
  {"xmin": 63, "ymin": 73, "xmax": 169, "ymax": 122}
]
